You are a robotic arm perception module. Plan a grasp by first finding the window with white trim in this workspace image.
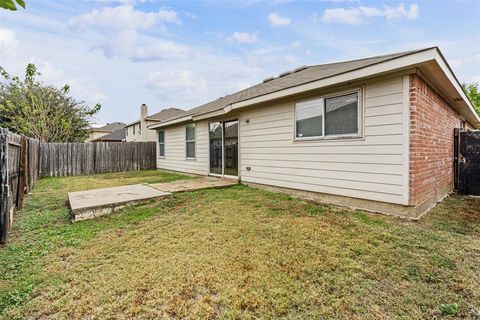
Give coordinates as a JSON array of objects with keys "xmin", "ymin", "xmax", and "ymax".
[
  {"xmin": 295, "ymin": 91, "xmax": 359, "ymax": 139},
  {"xmin": 186, "ymin": 124, "xmax": 196, "ymax": 158},
  {"xmin": 158, "ymin": 130, "xmax": 165, "ymax": 157}
]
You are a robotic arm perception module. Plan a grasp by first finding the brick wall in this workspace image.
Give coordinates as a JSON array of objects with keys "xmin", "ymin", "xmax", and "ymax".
[{"xmin": 409, "ymin": 74, "xmax": 462, "ymax": 206}]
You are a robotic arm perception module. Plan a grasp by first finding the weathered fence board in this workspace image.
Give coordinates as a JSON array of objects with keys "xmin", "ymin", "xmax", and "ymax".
[
  {"xmin": 456, "ymin": 130, "xmax": 480, "ymax": 196},
  {"xmin": 0, "ymin": 128, "xmax": 9, "ymax": 243},
  {"xmin": 38, "ymin": 141, "xmax": 155, "ymax": 177},
  {"xmin": 0, "ymin": 126, "xmax": 156, "ymax": 243}
]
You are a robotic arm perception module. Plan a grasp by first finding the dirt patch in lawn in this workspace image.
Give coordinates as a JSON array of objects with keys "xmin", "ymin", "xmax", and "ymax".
[{"xmin": 2, "ymin": 182, "xmax": 479, "ymax": 319}]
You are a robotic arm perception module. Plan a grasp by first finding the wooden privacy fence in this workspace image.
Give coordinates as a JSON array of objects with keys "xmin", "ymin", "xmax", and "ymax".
[
  {"xmin": 39, "ymin": 141, "xmax": 156, "ymax": 177},
  {"xmin": 0, "ymin": 127, "xmax": 156, "ymax": 243}
]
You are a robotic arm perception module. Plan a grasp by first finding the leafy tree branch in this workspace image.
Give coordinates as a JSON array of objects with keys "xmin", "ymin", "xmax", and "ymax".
[
  {"xmin": 0, "ymin": 0, "xmax": 25, "ymax": 11},
  {"xmin": 0, "ymin": 63, "xmax": 101, "ymax": 142}
]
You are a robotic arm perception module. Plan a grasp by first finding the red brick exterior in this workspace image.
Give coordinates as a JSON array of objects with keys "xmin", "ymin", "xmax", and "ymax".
[{"xmin": 409, "ymin": 74, "xmax": 462, "ymax": 206}]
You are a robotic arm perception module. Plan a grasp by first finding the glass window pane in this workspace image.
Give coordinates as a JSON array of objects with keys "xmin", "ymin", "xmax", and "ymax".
[
  {"xmin": 159, "ymin": 144, "xmax": 165, "ymax": 157},
  {"xmin": 186, "ymin": 141, "xmax": 195, "ymax": 158},
  {"xmin": 325, "ymin": 93, "xmax": 358, "ymax": 136},
  {"xmin": 158, "ymin": 131, "xmax": 164, "ymax": 143},
  {"xmin": 209, "ymin": 122, "xmax": 222, "ymax": 174},
  {"xmin": 296, "ymin": 99, "xmax": 323, "ymax": 138},
  {"xmin": 186, "ymin": 124, "xmax": 195, "ymax": 141},
  {"xmin": 223, "ymin": 121, "xmax": 238, "ymax": 176}
]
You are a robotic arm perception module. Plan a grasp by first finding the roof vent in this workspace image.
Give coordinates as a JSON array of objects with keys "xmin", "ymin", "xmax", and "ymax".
[
  {"xmin": 293, "ymin": 65, "xmax": 308, "ymax": 73},
  {"xmin": 278, "ymin": 70, "xmax": 291, "ymax": 78},
  {"xmin": 263, "ymin": 76, "xmax": 274, "ymax": 83}
]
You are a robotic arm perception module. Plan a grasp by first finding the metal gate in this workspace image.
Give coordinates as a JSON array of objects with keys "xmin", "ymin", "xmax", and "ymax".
[{"xmin": 454, "ymin": 129, "xmax": 480, "ymax": 195}]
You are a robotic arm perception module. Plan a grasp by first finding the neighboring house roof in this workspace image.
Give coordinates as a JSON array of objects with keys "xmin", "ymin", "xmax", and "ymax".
[
  {"xmin": 146, "ymin": 108, "xmax": 185, "ymax": 121},
  {"xmin": 92, "ymin": 128, "xmax": 126, "ymax": 142},
  {"xmin": 92, "ymin": 122, "xmax": 126, "ymax": 133},
  {"xmin": 126, "ymin": 108, "xmax": 185, "ymax": 126},
  {"xmin": 149, "ymin": 47, "xmax": 480, "ymax": 129}
]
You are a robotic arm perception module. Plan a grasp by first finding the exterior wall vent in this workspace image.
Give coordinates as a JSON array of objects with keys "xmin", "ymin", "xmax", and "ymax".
[
  {"xmin": 263, "ymin": 76, "xmax": 275, "ymax": 83},
  {"xmin": 293, "ymin": 65, "xmax": 308, "ymax": 73}
]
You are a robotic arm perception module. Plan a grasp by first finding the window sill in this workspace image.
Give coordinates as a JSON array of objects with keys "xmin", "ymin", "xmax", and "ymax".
[
  {"xmin": 185, "ymin": 157, "xmax": 196, "ymax": 161},
  {"xmin": 158, "ymin": 156, "xmax": 165, "ymax": 159},
  {"xmin": 295, "ymin": 134, "xmax": 362, "ymax": 142}
]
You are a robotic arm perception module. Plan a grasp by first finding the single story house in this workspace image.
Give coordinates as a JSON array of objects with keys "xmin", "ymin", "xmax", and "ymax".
[
  {"xmin": 149, "ymin": 47, "xmax": 480, "ymax": 219},
  {"xmin": 86, "ymin": 122, "xmax": 126, "ymax": 142},
  {"xmin": 125, "ymin": 104, "xmax": 184, "ymax": 142}
]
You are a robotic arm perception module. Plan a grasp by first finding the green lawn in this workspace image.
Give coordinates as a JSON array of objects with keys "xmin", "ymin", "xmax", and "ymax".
[{"xmin": 0, "ymin": 170, "xmax": 479, "ymax": 319}]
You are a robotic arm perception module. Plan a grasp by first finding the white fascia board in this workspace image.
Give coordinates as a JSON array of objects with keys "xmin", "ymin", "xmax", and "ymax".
[
  {"xmin": 126, "ymin": 120, "xmax": 140, "ymax": 127},
  {"xmin": 433, "ymin": 50, "xmax": 480, "ymax": 126},
  {"xmin": 147, "ymin": 116, "xmax": 193, "ymax": 129},
  {"xmin": 229, "ymin": 49, "xmax": 437, "ymax": 111}
]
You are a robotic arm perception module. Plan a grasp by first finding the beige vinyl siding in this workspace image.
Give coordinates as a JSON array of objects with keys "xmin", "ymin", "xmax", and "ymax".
[
  {"xmin": 126, "ymin": 120, "xmax": 158, "ymax": 142},
  {"xmin": 239, "ymin": 75, "xmax": 407, "ymax": 204},
  {"xmin": 156, "ymin": 120, "xmax": 209, "ymax": 175}
]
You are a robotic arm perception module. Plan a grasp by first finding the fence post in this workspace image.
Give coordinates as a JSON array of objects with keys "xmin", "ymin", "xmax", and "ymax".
[
  {"xmin": 17, "ymin": 137, "xmax": 28, "ymax": 209},
  {"xmin": 0, "ymin": 129, "xmax": 10, "ymax": 243}
]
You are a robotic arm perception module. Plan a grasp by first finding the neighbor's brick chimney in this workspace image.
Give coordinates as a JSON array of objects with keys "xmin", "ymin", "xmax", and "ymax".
[
  {"xmin": 140, "ymin": 104, "xmax": 148, "ymax": 140},
  {"xmin": 140, "ymin": 103, "xmax": 148, "ymax": 120}
]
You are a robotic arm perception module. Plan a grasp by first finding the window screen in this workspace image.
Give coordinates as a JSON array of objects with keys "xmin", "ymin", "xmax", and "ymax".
[
  {"xmin": 158, "ymin": 130, "xmax": 165, "ymax": 157},
  {"xmin": 186, "ymin": 124, "xmax": 196, "ymax": 158},
  {"xmin": 325, "ymin": 93, "xmax": 358, "ymax": 136},
  {"xmin": 296, "ymin": 98, "xmax": 323, "ymax": 138}
]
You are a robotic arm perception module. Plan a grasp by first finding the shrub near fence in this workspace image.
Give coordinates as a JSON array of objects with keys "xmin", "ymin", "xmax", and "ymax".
[{"xmin": 0, "ymin": 127, "xmax": 156, "ymax": 243}]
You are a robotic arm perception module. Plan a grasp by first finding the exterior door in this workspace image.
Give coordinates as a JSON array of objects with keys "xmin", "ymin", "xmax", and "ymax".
[{"xmin": 209, "ymin": 120, "xmax": 238, "ymax": 176}]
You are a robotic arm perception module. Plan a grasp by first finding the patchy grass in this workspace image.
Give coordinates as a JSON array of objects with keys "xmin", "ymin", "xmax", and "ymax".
[
  {"xmin": 1, "ymin": 172, "xmax": 479, "ymax": 319},
  {"xmin": 0, "ymin": 169, "xmax": 191, "ymax": 315}
]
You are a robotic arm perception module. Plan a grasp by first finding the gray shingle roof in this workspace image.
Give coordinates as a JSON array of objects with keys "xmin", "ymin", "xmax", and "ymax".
[
  {"xmin": 146, "ymin": 108, "xmax": 185, "ymax": 121},
  {"xmin": 160, "ymin": 48, "xmax": 433, "ymax": 123},
  {"xmin": 93, "ymin": 128, "xmax": 126, "ymax": 141},
  {"xmin": 94, "ymin": 122, "xmax": 126, "ymax": 132}
]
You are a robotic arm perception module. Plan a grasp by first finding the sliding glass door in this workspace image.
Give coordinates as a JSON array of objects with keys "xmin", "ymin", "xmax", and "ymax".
[
  {"xmin": 209, "ymin": 120, "xmax": 238, "ymax": 176},
  {"xmin": 209, "ymin": 122, "xmax": 223, "ymax": 175}
]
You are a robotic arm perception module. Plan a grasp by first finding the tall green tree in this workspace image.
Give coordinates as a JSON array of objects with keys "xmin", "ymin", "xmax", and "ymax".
[
  {"xmin": 0, "ymin": 64, "xmax": 101, "ymax": 142},
  {"xmin": 462, "ymin": 82, "xmax": 480, "ymax": 115},
  {"xmin": 0, "ymin": 0, "xmax": 25, "ymax": 10}
]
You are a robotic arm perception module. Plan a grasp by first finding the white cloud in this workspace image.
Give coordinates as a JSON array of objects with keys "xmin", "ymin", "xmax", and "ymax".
[
  {"xmin": 99, "ymin": 30, "xmax": 187, "ymax": 61},
  {"xmin": 322, "ymin": 3, "xmax": 419, "ymax": 25},
  {"xmin": 0, "ymin": 28, "xmax": 106, "ymax": 104},
  {"xmin": 68, "ymin": 5, "xmax": 179, "ymax": 31},
  {"xmin": 267, "ymin": 12, "xmax": 291, "ymax": 27},
  {"xmin": 291, "ymin": 40, "xmax": 302, "ymax": 48},
  {"xmin": 146, "ymin": 70, "xmax": 208, "ymax": 96},
  {"xmin": 227, "ymin": 32, "xmax": 258, "ymax": 44},
  {"xmin": 0, "ymin": 28, "xmax": 20, "ymax": 59}
]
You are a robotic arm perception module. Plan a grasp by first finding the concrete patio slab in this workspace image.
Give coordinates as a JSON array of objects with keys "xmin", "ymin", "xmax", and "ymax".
[
  {"xmin": 69, "ymin": 184, "xmax": 171, "ymax": 222},
  {"xmin": 149, "ymin": 177, "xmax": 238, "ymax": 193}
]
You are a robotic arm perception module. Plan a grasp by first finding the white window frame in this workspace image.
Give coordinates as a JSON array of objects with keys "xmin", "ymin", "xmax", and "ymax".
[
  {"xmin": 158, "ymin": 130, "xmax": 165, "ymax": 158},
  {"xmin": 294, "ymin": 88, "xmax": 363, "ymax": 141},
  {"xmin": 185, "ymin": 123, "xmax": 196, "ymax": 160}
]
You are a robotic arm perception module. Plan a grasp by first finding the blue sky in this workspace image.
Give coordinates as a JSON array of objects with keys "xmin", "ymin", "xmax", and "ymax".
[{"xmin": 1, "ymin": 0, "xmax": 479, "ymax": 125}]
